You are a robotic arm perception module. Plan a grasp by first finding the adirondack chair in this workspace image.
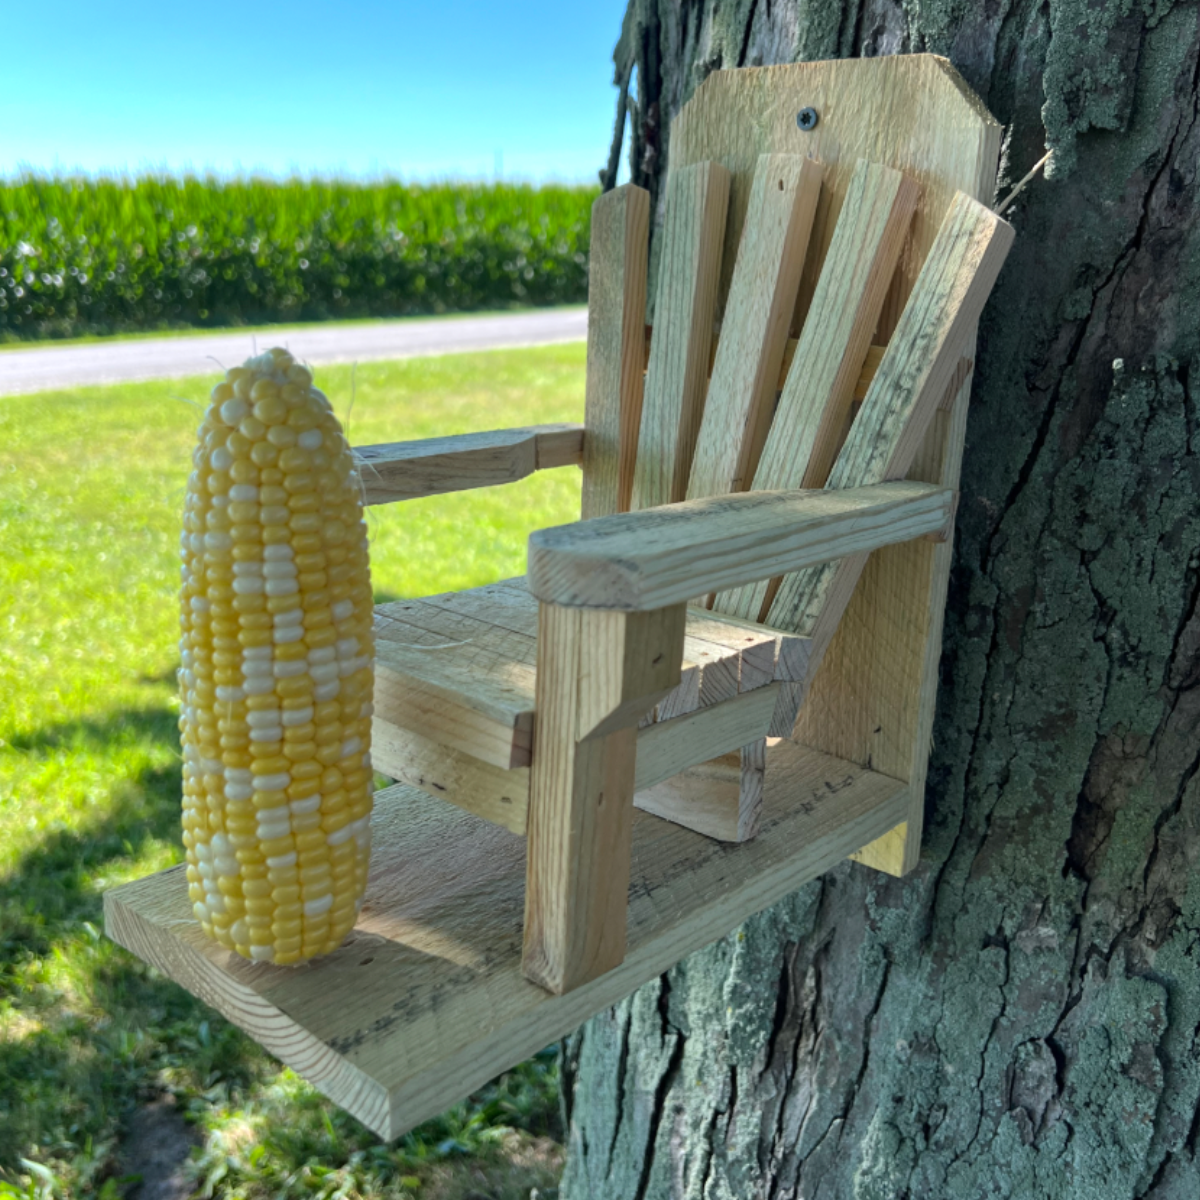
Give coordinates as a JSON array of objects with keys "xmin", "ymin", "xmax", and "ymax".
[
  {"xmin": 360, "ymin": 74, "xmax": 1012, "ymax": 997},
  {"xmin": 105, "ymin": 55, "xmax": 1013, "ymax": 1140}
]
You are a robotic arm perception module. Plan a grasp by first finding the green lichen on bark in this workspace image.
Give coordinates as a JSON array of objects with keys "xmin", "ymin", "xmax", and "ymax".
[{"xmin": 568, "ymin": 1, "xmax": 1200, "ymax": 1196}]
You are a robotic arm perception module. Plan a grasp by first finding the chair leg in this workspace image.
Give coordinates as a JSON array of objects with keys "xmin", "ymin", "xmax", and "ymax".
[{"xmin": 522, "ymin": 602, "xmax": 685, "ymax": 994}]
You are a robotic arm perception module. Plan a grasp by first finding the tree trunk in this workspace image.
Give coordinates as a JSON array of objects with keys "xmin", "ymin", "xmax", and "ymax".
[{"xmin": 563, "ymin": 3, "xmax": 1200, "ymax": 1197}]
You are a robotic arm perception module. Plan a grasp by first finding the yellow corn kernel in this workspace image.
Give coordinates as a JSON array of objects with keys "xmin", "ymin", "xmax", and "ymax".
[{"xmin": 181, "ymin": 348, "xmax": 373, "ymax": 966}]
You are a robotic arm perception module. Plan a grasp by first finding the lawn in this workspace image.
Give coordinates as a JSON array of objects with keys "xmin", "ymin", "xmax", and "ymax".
[{"xmin": 0, "ymin": 343, "xmax": 586, "ymax": 1198}]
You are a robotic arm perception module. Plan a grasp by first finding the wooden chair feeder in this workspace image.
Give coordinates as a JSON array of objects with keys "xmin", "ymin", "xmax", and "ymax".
[{"xmin": 105, "ymin": 55, "xmax": 1012, "ymax": 1139}]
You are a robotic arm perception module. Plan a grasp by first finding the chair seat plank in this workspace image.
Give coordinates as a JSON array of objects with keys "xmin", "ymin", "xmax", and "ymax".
[
  {"xmin": 686, "ymin": 154, "xmax": 823, "ymax": 500},
  {"xmin": 372, "ymin": 580, "xmax": 802, "ymax": 771},
  {"xmin": 373, "ymin": 603, "xmax": 537, "ymax": 769},
  {"xmin": 420, "ymin": 577, "xmax": 796, "ymax": 718}
]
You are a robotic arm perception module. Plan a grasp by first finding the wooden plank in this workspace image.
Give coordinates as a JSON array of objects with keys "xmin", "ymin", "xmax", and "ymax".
[
  {"xmin": 683, "ymin": 608, "xmax": 782, "ymax": 692},
  {"xmin": 373, "ymin": 604, "xmax": 536, "ymax": 770},
  {"xmin": 765, "ymin": 194, "xmax": 1013, "ymax": 654},
  {"xmin": 581, "ymin": 185, "xmax": 650, "ymax": 519},
  {"xmin": 686, "ymin": 154, "xmax": 822, "ymax": 499},
  {"xmin": 635, "ymin": 684, "xmax": 778, "ymax": 794},
  {"xmin": 371, "ymin": 719, "xmax": 530, "ymax": 835},
  {"xmin": 631, "ymin": 161, "xmax": 731, "ymax": 510},
  {"xmin": 688, "ymin": 606, "xmax": 811, "ymax": 684},
  {"xmin": 374, "ymin": 684, "xmax": 777, "ymax": 838},
  {"xmin": 669, "ymin": 56, "xmax": 1001, "ymax": 343},
  {"xmin": 104, "ymin": 741, "xmax": 910, "ymax": 1141},
  {"xmin": 527, "ymin": 480, "xmax": 954, "ymax": 611},
  {"xmin": 666, "ymin": 55, "xmax": 1004, "ymax": 871},
  {"xmin": 354, "ymin": 425, "xmax": 583, "ymax": 506},
  {"xmin": 843, "ymin": 358, "xmax": 975, "ymax": 874},
  {"xmin": 373, "ymin": 664, "xmax": 530, "ymax": 774},
  {"xmin": 779, "ymin": 338, "xmax": 885, "ymax": 401},
  {"xmin": 713, "ymin": 161, "xmax": 919, "ymax": 619},
  {"xmin": 739, "ymin": 739, "xmax": 767, "ymax": 836},
  {"xmin": 774, "ymin": 163, "xmax": 919, "ymax": 490},
  {"xmin": 645, "ymin": 331, "xmax": 885, "ymax": 400},
  {"xmin": 523, "ymin": 604, "xmax": 685, "ymax": 993},
  {"xmin": 415, "ymin": 579, "xmax": 786, "ymax": 727},
  {"xmin": 652, "ymin": 659, "xmax": 702, "ymax": 723}
]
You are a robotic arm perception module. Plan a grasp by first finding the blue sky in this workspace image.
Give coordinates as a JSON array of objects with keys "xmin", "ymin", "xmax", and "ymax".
[{"xmin": 1, "ymin": 0, "xmax": 628, "ymax": 181}]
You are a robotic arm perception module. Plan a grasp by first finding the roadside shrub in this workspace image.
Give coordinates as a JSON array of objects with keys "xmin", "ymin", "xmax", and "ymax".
[{"xmin": 0, "ymin": 175, "xmax": 597, "ymax": 340}]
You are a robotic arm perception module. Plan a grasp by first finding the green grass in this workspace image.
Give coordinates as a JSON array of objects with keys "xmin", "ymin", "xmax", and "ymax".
[
  {"xmin": 0, "ymin": 176, "xmax": 596, "ymax": 341},
  {"xmin": 0, "ymin": 342, "xmax": 585, "ymax": 1198}
]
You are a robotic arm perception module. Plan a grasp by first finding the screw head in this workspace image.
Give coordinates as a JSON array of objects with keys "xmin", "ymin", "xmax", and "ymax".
[{"xmin": 796, "ymin": 108, "xmax": 819, "ymax": 132}]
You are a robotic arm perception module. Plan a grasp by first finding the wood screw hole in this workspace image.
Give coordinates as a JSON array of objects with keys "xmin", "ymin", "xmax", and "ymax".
[{"xmin": 360, "ymin": 956, "xmax": 375, "ymax": 966}]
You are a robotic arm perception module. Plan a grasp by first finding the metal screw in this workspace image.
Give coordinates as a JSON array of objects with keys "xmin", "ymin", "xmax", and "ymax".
[{"xmin": 796, "ymin": 108, "xmax": 819, "ymax": 131}]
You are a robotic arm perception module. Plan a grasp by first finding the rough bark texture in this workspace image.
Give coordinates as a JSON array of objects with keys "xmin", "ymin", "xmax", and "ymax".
[{"xmin": 564, "ymin": 3, "xmax": 1200, "ymax": 1197}]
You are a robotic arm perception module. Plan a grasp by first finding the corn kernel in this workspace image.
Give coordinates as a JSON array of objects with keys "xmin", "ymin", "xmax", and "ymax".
[{"xmin": 181, "ymin": 349, "xmax": 373, "ymax": 966}]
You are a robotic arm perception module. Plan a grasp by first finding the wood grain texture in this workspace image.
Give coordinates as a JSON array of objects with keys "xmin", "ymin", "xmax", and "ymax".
[
  {"xmin": 527, "ymin": 481, "xmax": 954, "ymax": 611},
  {"xmin": 687, "ymin": 606, "xmax": 811, "ymax": 683},
  {"xmin": 841, "ymin": 358, "xmax": 975, "ymax": 874},
  {"xmin": 373, "ymin": 602, "xmax": 536, "ymax": 770},
  {"xmin": 371, "ymin": 581, "xmax": 799, "ymax": 775},
  {"xmin": 686, "ymin": 154, "xmax": 823, "ymax": 499},
  {"xmin": 354, "ymin": 425, "xmax": 583, "ymax": 505},
  {"xmin": 669, "ymin": 56, "xmax": 1001, "ymax": 335},
  {"xmin": 645, "ymin": 331, "xmax": 886, "ymax": 401},
  {"xmin": 667, "ymin": 54, "xmax": 1003, "ymax": 874},
  {"xmin": 634, "ymin": 684, "xmax": 779, "ymax": 794},
  {"xmin": 371, "ymin": 719, "xmax": 531, "ymax": 834},
  {"xmin": 765, "ymin": 193, "xmax": 1013, "ymax": 653},
  {"xmin": 104, "ymin": 742, "xmax": 910, "ymax": 1140},
  {"xmin": 764, "ymin": 161, "xmax": 920, "ymax": 489},
  {"xmin": 581, "ymin": 185, "xmax": 650, "ymax": 519},
  {"xmin": 522, "ymin": 603, "xmax": 686, "ymax": 993},
  {"xmin": 374, "ymin": 685, "xmax": 777, "ymax": 838},
  {"xmin": 632, "ymin": 161, "xmax": 731, "ymax": 510},
  {"xmin": 713, "ymin": 160, "xmax": 919, "ymax": 619}
]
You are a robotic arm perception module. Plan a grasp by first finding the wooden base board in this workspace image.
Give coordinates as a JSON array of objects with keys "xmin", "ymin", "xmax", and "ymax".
[{"xmin": 105, "ymin": 739, "xmax": 906, "ymax": 1142}]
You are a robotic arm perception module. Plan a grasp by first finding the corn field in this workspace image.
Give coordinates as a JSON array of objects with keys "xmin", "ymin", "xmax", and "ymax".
[{"xmin": 0, "ymin": 176, "xmax": 597, "ymax": 340}]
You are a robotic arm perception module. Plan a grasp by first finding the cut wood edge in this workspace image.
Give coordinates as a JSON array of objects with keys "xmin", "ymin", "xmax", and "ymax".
[
  {"xmin": 357, "ymin": 424, "xmax": 584, "ymax": 505},
  {"xmin": 104, "ymin": 741, "xmax": 910, "ymax": 1141},
  {"xmin": 102, "ymin": 879, "xmax": 394, "ymax": 1135},
  {"xmin": 582, "ymin": 184, "xmax": 651, "ymax": 519},
  {"xmin": 528, "ymin": 481, "xmax": 954, "ymax": 611}
]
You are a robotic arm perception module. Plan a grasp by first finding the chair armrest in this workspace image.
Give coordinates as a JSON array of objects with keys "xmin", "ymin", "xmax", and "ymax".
[
  {"xmin": 527, "ymin": 481, "xmax": 954, "ymax": 610},
  {"xmin": 353, "ymin": 424, "xmax": 584, "ymax": 505}
]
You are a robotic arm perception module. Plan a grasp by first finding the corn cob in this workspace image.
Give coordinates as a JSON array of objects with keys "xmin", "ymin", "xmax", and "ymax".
[{"xmin": 178, "ymin": 348, "xmax": 374, "ymax": 965}]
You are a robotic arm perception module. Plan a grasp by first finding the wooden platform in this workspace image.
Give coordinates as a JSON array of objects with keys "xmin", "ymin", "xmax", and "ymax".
[{"xmin": 105, "ymin": 738, "xmax": 907, "ymax": 1140}]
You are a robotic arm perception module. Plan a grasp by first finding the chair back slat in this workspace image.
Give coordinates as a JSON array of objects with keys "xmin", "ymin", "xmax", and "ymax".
[
  {"xmin": 630, "ymin": 161, "xmax": 731, "ymax": 511},
  {"xmin": 711, "ymin": 158, "xmax": 919, "ymax": 620},
  {"xmin": 685, "ymin": 153, "xmax": 822, "ymax": 500},
  {"xmin": 766, "ymin": 191, "xmax": 1014, "ymax": 639},
  {"xmin": 580, "ymin": 184, "xmax": 649, "ymax": 519}
]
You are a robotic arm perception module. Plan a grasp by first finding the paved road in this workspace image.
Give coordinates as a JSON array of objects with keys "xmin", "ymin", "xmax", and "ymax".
[{"xmin": 0, "ymin": 308, "xmax": 589, "ymax": 396}]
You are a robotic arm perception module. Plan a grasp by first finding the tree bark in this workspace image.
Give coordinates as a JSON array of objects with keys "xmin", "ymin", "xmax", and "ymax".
[{"xmin": 563, "ymin": 3, "xmax": 1200, "ymax": 1197}]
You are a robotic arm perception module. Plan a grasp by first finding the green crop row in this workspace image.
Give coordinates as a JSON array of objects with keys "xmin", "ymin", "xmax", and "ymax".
[{"xmin": 0, "ymin": 175, "xmax": 598, "ymax": 340}]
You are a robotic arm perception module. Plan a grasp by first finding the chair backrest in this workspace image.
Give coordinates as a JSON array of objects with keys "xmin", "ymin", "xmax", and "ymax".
[
  {"xmin": 579, "ymin": 55, "xmax": 1009, "ymax": 815},
  {"xmin": 576, "ymin": 56, "xmax": 1008, "ymax": 600}
]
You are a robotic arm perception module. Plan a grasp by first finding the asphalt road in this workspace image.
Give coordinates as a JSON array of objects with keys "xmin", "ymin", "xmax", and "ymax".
[{"xmin": 0, "ymin": 308, "xmax": 589, "ymax": 396}]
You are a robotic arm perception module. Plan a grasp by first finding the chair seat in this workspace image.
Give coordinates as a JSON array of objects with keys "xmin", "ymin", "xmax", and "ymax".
[{"xmin": 372, "ymin": 577, "xmax": 809, "ymax": 771}]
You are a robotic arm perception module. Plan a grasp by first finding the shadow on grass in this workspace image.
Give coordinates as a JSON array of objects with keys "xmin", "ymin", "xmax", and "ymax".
[
  {"xmin": 1, "ymin": 701, "xmax": 562, "ymax": 1188},
  {"xmin": 3, "ymin": 706, "xmax": 183, "ymax": 964},
  {"xmin": 0, "ymin": 703, "xmax": 265, "ymax": 1180}
]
